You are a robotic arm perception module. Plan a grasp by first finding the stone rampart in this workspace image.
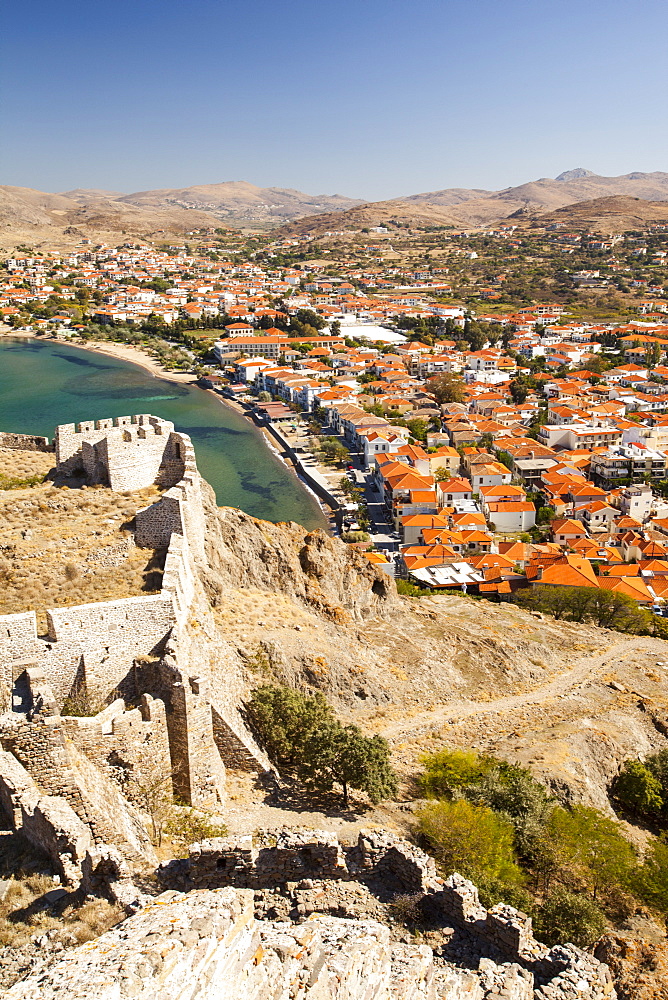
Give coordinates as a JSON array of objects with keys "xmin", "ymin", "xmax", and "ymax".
[
  {"xmin": 55, "ymin": 414, "xmax": 182, "ymax": 489},
  {"xmin": 0, "ymin": 750, "xmax": 93, "ymax": 885},
  {"xmin": 62, "ymin": 694, "xmax": 173, "ymax": 803},
  {"xmin": 2, "ymin": 884, "xmax": 615, "ymax": 1000},
  {"xmin": 0, "ymin": 431, "xmax": 52, "ymax": 452},
  {"xmin": 155, "ymin": 829, "xmax": 615, "ymax": 1000}
]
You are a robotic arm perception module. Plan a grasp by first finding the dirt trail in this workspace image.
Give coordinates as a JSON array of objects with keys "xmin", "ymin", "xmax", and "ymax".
[{"xmin": 379, "ymin": 635, "xmax": 660, "ymax": 741}]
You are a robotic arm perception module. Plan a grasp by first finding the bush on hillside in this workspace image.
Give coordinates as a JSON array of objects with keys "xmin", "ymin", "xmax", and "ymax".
[
  {"xmin": 534, "ymin": 887, "xmax": 607, "ymax": 948},
  {"xmin": 245, "ymin": 684, "xmax": 397, "ymax": 807},
  {"xmin": 611, "ymin": 761, "xmax": 664, "ymax": 817},
  {"xmin": 417, "ymin": 799, "xmax": 525, "ymax": 891}
]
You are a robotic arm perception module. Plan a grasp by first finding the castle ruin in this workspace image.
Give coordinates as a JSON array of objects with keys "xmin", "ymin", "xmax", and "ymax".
[{"xmin": 0, "ymin": 418, "xmax": 618, "ymax": 998}]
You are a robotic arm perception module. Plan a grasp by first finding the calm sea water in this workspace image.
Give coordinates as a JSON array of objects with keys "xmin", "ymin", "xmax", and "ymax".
[{"xmin": 0, "ymin": 338, "xmax": 326, "ymax": 529}]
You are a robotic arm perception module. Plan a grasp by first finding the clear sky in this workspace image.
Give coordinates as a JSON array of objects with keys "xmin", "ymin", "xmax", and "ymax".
[{"xmin": 1, "ymin": 0, "xmax": 666, "ymax": 200}]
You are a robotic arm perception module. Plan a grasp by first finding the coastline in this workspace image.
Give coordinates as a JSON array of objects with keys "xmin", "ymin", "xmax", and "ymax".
[
  {"xmin": 0, "ymin": 328, "xmax": 338, "ymax": 529},
  {"xmin": 0, "ymin": 328, "xmax": 197, "ymax": 386}
]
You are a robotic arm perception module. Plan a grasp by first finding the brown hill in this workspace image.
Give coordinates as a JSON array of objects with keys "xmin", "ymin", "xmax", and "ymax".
[
  {"xmin": 116, "ymin": 181, "xmax": 364, "ymax": 228},
  {"xmin": 519, "ymin": 195, "xmax": 668, "ymax": 233},
  {"xmin": 0, "ymin": 186, "xmax": 224, "ymax": 248},
  {"xmin": 277, "ymin": 170, "xmax": 668, "ymax": 237}
]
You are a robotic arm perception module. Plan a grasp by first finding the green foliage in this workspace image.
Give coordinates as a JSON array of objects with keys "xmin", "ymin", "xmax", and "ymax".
[
  {"xmin": 245, "ymin": 685, "xmax": 336, "ymax": 770},
  {"xmin": 534, "ymin": 887, "xmax": 606, "ymax": 948},
  {"xmin": 318, "ymin": 437, "xmax": 350, "ymax": 466},
  {"xmin": 637, "ymin": 839, "xmax": 668, "ymax": 911},
  {"xmin": 419, "ymin": 748, "xmax": 499, "ymax": 798},
  {"xmin": 426, "ymin": 373, "xmax": 465, "ymax": 404},
  {"xmin": 165, "ymin": 809, "xmax": 227, "ymax": 858},
  {"xmin": 0, "ymin": 473, "xmax": 47, "ymax": 491},
  {"xmin": 300, "ymin": 724, "xmax": 397, "ymax": 807},
  {"xmin": 417, "ymin": 799, "xmax": 525, "ymax": 889},
  {"xmin": 396, "ymin": 578, "xmax": 433, "ymax": 597},
  {"xmin": 547, "ymin": 805, "xmax": 637, "ymax": 901},
  {"xmin": 406, "ymin": 418, "xmax": 428, "ymax": 442},
  {"xmin": 433, "ymin": 467, "xmax": 451, "ymax": 482},
  {"xmin": 514, "ymin": 585, "xmax": 651, "ymax": 634},
  {"xmin": 612, "ymin": 761, "xmax": 664, "ymax": 817},
  {"xmin": 245, "ymin": 685, "xmax": 397, "ymax": 807}
]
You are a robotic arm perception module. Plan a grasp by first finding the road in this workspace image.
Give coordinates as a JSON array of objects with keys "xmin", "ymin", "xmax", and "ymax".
[{"xmin": 377, "ymin": 635, "xmax": 659, "ymax": 741}]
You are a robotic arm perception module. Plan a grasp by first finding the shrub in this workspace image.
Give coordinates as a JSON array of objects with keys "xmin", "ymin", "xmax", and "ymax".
[
  {"xmin": 547, "ymin": 805, "xmax": 637, "ymax": 902},
  {"xmin": 534, "ymin": 887, "xmax": 607, "ymax": 948},
  {"xmin": 612, "ymin": 761, "xmax": 663, "ymax": 817},
  {"xmin": 417, "ymin": 799, "xmax": 525, "ymax": 889},
  {"xmin": 396, "ymin": 578, "xmax": 433, "ymax": 597},
  {"xmin": 419, "ymin": 748, "xmax": 499, "ymax": 799},
  {"xmin": 637, "ymin": 838, "xmax": 668, "ymax": 913}
]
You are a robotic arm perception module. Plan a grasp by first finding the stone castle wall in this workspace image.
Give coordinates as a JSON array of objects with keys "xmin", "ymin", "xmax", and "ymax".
[
  {"xmin": 156, "ymin": 829, "xmax": 615, "ymax": 1000},
  {"xmin": 0, "ymin": 415, "xmax": 205, "ymax": 705},
  {"xmin": 0, "ymin": 431, "xmax": 53, "ymax": 453}
]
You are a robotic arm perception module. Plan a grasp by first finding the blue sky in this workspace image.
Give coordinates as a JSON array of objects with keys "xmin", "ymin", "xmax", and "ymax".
[{"xmin": 1, "ymin": 0, "xmax": 666, "ymax": 200}]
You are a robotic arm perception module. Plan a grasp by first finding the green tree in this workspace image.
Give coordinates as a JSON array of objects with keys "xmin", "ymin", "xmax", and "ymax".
[
  {"xmin": 300, "ymin": 725, "xmax": 397, "ymax": 807},
  {"xmin": 548, "ymin": 805, "xmax": 637, "ymax": 901},
  {"xmin": 612, "ymin": 761, "xmax": 664, "ymax": 817},
  {"xmin": 433, "ymin": 467, "xmax": 451, "ymax": 482},
  {"xmin": 637, "ymin": 839, "xmax": 668, "ymax": 912},
  {"xmin": 418, "ymin": 799, "xmax": 524, "ymax": 889},
  {"xmin": 406, "ymin": 418, "xmax": 429, "ymax": 442},
  {"xmin": 425, "ymin": 373, "xmax": 465, "ymax": 404},
  {"xmin": 245, "ymin": 685, "xmax": 336, "ymax": 770},
  {"xmin": 534, "ymin": 887, "xmax": 606, "ymax": 948}
]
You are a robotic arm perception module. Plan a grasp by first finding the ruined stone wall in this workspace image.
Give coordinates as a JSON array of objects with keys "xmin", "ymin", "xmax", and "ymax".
[
  {"xmin": 0, "ymin": 596, "xmax": 176, "ymax": 706},
  {"xmin": 0, "ymin": 750, "xmax": 94, "ymax": 885},
  {"xmin": 0, "ymin": 432, "xmax": 52, "ymax": 452},
  {"xmin": 62, "ymin": 694, "xmax": 172, "ymax": 804},
  {"xmin": 2, "ymin": 887, "xmax": 430, "ymax": 1000},
  {"xmin": 156, "ymin": 830, "xmax": 615, "ymax": 1000},
  {"xmin": 2, "ymin": 884, "xmax": 615, "ymax": 1000}
]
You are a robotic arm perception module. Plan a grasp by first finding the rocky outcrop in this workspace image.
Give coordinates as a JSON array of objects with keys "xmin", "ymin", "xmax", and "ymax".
[
  {"xmin": 3, "ymin": 883, "xmax": 616, "ymax": 1000},
  {"xmin": 201, "ymin": 491, "xmax": 397, "ymax": 621},
  {"xmin": 595, "ymin": 932, "xmax": 668, "ymax": 1000}
]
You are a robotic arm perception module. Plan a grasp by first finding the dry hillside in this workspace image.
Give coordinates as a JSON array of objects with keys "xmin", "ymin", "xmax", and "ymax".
[{"xmin": 198, "ymin": 499, "xmax": 668, "ymax": 816}]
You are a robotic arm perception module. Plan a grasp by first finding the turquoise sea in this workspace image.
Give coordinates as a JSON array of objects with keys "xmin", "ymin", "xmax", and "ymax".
[{"xmin": 0, "ymin": 338, "xmax": 326, "ymax": 529}]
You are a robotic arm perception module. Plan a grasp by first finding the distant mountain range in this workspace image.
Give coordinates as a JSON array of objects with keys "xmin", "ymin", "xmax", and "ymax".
[
  {"xmin": 1, "ymin": 171, "xmax": 668, "ymax": 247},
  {"xmin": 275, "ymin": 170, "xmax": 668, "ymax": 235}
]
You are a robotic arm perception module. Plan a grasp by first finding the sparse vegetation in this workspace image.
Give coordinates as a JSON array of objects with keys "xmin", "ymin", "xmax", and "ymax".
[{"xmin": 416, "ymin": 746, "xmax": 668, "ymax": 945}]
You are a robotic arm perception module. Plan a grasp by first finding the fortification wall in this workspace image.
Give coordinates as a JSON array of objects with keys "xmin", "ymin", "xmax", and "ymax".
[
  {"xmin": 0, "ymin": 750, "xmax": 94, "ymax": 885},
  {"xmin": 155, "ymin": 829, "xmax": 615, "ymax": 1000},
  {"xmin": 62, "ymin": 694, "xmax": 172, "ymax": 803},
  {"xmin": 0, "ymin": 431, "xmax": 52, "ymax": 452},
  {"xmin": 0, "ymin": 596, "xmax": 176, "ymax": 706},
  {"xmin": 2, "ymin": 883, "xmax": 615, "ymax": 1000}
]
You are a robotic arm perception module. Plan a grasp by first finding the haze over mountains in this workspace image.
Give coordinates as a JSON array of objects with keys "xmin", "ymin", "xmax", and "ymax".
[{"xmin": 1, "ymin": 170, "xmax": 668, "ymax": 247}]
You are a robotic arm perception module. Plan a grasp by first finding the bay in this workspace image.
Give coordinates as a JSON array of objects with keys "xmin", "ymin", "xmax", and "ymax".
[{"xmin": 0, "ymin": 337, "xmax": 326, "ymax": 529}]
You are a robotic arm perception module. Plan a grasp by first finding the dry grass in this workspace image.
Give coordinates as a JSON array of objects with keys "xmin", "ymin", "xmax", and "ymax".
[
  {"xmin": 0, "ymin": 875, "xmax": 123, "ymax": 949},
  {"xmin": 0, "ymin": 476, "xmax": 165, "ymax": 631},
  {"xmin": 0, "ymin": 448, "xmax": 55, "ymax": 484},
  {"xmin": 0, "ymin": 834, "xmax": 123, "ymax": 954}
]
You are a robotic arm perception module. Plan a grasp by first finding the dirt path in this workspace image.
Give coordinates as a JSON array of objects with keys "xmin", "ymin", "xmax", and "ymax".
[{"xmin": 378, "ymin": 635, "xmax": 660, "ymax": 741}]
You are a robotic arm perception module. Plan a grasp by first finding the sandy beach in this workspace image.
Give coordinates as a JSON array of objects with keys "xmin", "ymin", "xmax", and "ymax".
[{"xmin": 0, "ymin": 328, "xmax": 198, "ymax": 386}]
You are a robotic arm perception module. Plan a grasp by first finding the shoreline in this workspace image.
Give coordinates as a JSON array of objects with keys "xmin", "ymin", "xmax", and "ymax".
[
  {"xmin": 0, "ymin": 329, "xmax": 337, "ymax": 530},
  {"xmin": 0, "ymin": 329, "xmax": 198, "ymax": 386}
]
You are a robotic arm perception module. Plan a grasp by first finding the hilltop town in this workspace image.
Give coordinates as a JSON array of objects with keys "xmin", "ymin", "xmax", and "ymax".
[{"xmin": 4, "ymin": 197, "xmax": 668, "ymax": 998}]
